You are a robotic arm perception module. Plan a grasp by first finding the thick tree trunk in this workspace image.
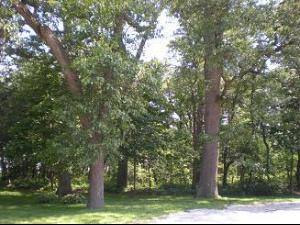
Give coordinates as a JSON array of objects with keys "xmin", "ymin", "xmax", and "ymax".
[
  {"xmin": 56, "ymin": 171, "xmax": 72, "ymax": 198},
  {"xmin": 87, "ymin": 158, "xmax": 105, "ymax": 209},
  {"xmin": 197, "ymin": 36, "xmax": 223, "ymax": 198},
  {"xmin": 296, "ymin": 150, "xmax": 300, "ymax": 191},
  {"xmin": 117, "ymin": 159, "xmax": 128, "ymax": 190},
  {"xmin": 195, "ymin": 1, "xmax": 228, "ymax": 198}
]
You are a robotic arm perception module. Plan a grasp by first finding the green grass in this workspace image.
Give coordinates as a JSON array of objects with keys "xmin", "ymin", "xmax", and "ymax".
[{"xmin": 0, "ymin": 190, "xmax": 299, "ymax": 224}]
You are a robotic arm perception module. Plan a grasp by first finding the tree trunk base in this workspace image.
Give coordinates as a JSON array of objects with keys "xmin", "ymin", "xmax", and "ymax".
[
  {"xmin": 116, "ymin": 159, "xmax": 128, "ymax": 191},
  {"xmin": 56, "ymin": 171, "xmax": 72, "ymax": 198},
  {"xmin": 87, "ymin": 159, "xmax": 105, "ymax": 209},
  {"xmin": 196, "ymin": 143, "xmax": 220, "ymax": 199}
]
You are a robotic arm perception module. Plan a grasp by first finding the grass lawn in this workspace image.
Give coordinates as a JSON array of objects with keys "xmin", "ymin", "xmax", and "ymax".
[{"xmin": 0, "ymin": 190, "xmax": 299, "ymax": 224}]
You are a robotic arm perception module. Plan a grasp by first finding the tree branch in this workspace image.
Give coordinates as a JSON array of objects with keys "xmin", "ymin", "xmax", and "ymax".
[
  {"xmin": 135, "ymin": 31, "xmax": 149, "ymax": 60},
  {"xmin": 123, "ymin": 14, "xmax": 149, "ymax": 33},
  {"xmin": 12, "ymin": 1, "xmax": 82, "ymax": 96}
]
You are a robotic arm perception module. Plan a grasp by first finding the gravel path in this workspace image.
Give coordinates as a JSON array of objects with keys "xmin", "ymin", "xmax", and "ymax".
[{"xmin": 152, "ymin": 201, "xmax": 300, "ymax": 224}]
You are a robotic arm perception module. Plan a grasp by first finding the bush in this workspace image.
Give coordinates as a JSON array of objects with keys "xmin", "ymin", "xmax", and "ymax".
[
  {"xmin": 60, "ymin": 193, "xmax": 86, "ymax": 204},
  {"xmin": 36, "ymin": 193, "xmax": 59, "ymax": 204},
  {"xmin": 158, "ymin": 184, "xmax": 193, "ymax": 195},
  {"xmin": 13, "ymin": 178, "xmax": 47, "ymax": 190},
  {"xmin": 221, "ymin": 181, "xmax": 281, "ymax": 196},
  {"xmin": 105, "ymin": 182, "xmax": 122, "ymax": 193},
  {"xmin": 245, "ymin": 181, "xmax": 280, "ymax": 196}
]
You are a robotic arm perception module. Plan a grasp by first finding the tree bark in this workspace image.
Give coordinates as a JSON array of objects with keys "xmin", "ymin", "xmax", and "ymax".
[
  {"xmin": 133, "ymin": 158, "xmax": 137, "ymax": 190},
  {"xmin": 222, "ymin": 146, "xmax": 234, "ymax": 188},
  {"xmin": 261, "ymin": 123, "xmax": 271, "ymax": 180},
  {"xmin": 12, "ymin": 2, "xmax": 82, "ymax": 96},
  {"xmin": 88, "ymin": 158, "xmax": 105, "ymax": 209},
  {"xmin": 196, "ymin": 32, "xmax": 223, "ymax": 199},
  {"xmin": 192, "ymin": 158, "xmax": 201, "ymax": 189},
  {"xmin": 117, "ymin": 159, "xmax": 128, "ymax": 190},
  {"xmin": 287, "ymin": 151, "xmax": 294, "ymax": 192},
  {"xmin": 222, "ymin": 145, "xmax": 236, "ymax": 188},
  {"xmin": 192, "ymin": 99, "xmax": 204, "ymax": 190},
  {"xmin": 135, "ymin": 32, "xmax": 149, "ymax": 60},
  {"xmin": 239, "ymin": 165, "xmax": 246, "ymax": 186},
  {"xmin": 0, "ymin": 155, "xmax": 7, "ymax": 183},
  {"xmin": 56, "ymin": 171, "xmax": 72, "ymax": 198},
  {"xmin": 195, "ymin": 0, "xmax": 230, "ymax": 198},
  {"xmin": 296, "ymin": 150, "xmax": 300, "ymax": 191}
]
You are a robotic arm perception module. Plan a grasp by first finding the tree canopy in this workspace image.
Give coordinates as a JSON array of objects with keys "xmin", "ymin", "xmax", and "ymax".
[{"xmin": 0, "ymin": 0, "xmax": 299, "ymax": 209}]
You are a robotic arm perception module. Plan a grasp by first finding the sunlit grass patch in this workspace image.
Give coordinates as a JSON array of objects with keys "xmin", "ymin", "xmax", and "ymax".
[{"xmin": 0, "ymin": 190, "xmax": 299, "ymax": 224}]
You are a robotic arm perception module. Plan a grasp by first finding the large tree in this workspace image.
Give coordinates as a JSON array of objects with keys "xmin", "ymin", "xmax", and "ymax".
[{"xmin": 3, "ymin": 0, "xmax": 162, "ymax": 208}]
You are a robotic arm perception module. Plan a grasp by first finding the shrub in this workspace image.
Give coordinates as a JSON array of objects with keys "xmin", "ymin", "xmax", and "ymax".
[
  {"xmin": 13, "ymin": 178, "xmax": 47, "ymax": 190},
  {"xmin": 221, "ymin": 181, "xmax": 281, "ymax": 196},
  {"xmin": 36, "ymin": 193, "xmax": 59, "ymax": 204},
  {"xmin": 105, "ymin": 182, "xmax": 122, "ymax": 193},
  {"xmin": 158, "ymin": 184, "xmax": 193, "ymax": 195},
  {"xmin": 60, "ymin": 193, "xmax": 86, "ymax": 204},
  {"xmin": 245, "ymin": 181, "xmax": 280, "ymax": 196}
]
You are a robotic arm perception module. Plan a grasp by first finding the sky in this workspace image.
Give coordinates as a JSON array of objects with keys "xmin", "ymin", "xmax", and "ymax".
[{"xmin": 142, "ymin": 10, "xmax": 180, "ymax": 64}]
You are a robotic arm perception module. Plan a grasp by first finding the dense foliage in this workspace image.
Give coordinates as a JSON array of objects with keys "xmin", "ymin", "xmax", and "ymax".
[{"xmin": 0, "ymin": 0, "xmax": 299, "ymax": 209}]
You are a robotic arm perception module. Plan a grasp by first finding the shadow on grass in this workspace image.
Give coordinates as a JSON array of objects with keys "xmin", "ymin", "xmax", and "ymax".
[{"xmin": 0, "ymin": 191, "xmax": 299, "ymax": 224}]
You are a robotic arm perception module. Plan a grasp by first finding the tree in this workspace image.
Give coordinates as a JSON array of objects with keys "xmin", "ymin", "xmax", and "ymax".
[{"xmin": 4, "ymin": 0, "xmax": 162, "ymax": 208}]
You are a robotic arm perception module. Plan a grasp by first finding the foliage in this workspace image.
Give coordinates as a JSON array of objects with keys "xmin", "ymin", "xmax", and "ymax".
[
  {"xmin": 60, "ymin": 193, "xmax": 86, "ymax": 205},
  {"xmin": 13, "ymin": 178, "xmax": 48, "ymax": 191},
  {"xmin": 0, "ymin": 0, "xmax": 299, "ymax": 203},
  {"xmin": 36, "ymin": 193, "xmax": 59, "ymax": 204}
]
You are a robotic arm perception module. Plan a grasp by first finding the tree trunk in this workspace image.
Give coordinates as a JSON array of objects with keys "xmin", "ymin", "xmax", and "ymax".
[
  {"xmin": 87, "ymin": 158, "xmax": 105, "ymax": 209},
  {"xmin": 148, "ymin": 164, "xmax": 152, "ymax": 189},
  {"xmin": 56, "ymin": 171, "xmax": 72, "ymax": 198},
  {"xmin": 296, "ymin": 150, "xmax": 300, "ymax": 191},
  {"xmin": 196, "ymin": 35, "xmax": 223, "ymax": 199},
  {"xmin": 192, "ymin": 158, "xmax": 201, "ymax": 189},
  {"xmin": 223, "ymin": 161, "xmax": 232, "ymax": 188},
  {"xmin": 0, "ymin": 155, "xmax": 7, "ymax": 183},
  {"xmin": 117, "ymin": 159, "xmax": 128, "ymax": 190},
  {"xmin": 32, "ymin": 166, "xmax": 36, "ymax": 179},
  {"xmin": 223, "ymin": 168, "xmax": 228, "ymax": 187},
  {"xmin": 261, "ymin": 123, "xmax": 271, "ymax": 180},
  {"xmin": 192, "ymin": 101, "xmax": 204, "ymax": 190},
  {"xmin": 240, "ymin": 165, "xmax": 246, "ymax": 186},
  {"xmin": 153, "ymin": 170, "xmax": 158, "ymax": 185},
  {"xmin": 195, "ymin": 1, "xmax": 228, "ymax": 198},
  {"xmin": 222, "ymin": 145, "xmax": 228, "ymax": 187},
  {"xmin": 222, "ymin": 145, "xmax": 235, "ymax": 188},
  {"xmin": 287, "ymin": 151, "xmax": 294, "ymax": 192},
  {"xmin": 133, "ymin": 158, "xmax": 137, "ymax": 190}
]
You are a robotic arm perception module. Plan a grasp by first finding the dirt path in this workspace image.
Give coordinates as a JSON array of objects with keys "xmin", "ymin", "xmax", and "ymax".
[{"xmin": 152, "ymin": 201, "xmax": 300, "ymax": 224}]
